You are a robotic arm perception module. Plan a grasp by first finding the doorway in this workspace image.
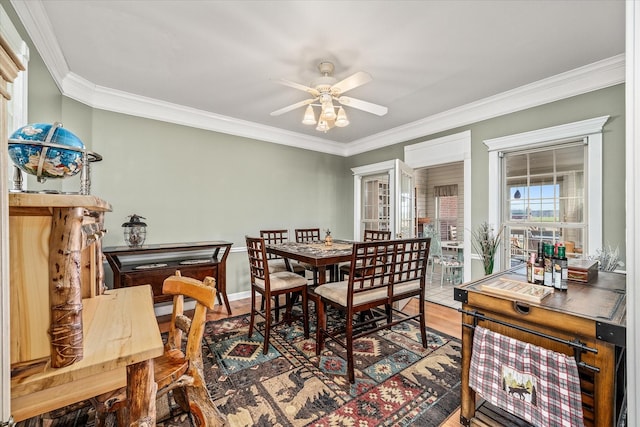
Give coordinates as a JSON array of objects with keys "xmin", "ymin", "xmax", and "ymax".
[{"xmin": 404, "ymin": 130, "xmax": 472, "ymax": 283}]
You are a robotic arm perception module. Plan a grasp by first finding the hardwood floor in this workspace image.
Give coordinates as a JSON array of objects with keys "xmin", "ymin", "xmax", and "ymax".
[{"xmin": 160, "ymin": 296, "xmax": 465, "ymax": 426}]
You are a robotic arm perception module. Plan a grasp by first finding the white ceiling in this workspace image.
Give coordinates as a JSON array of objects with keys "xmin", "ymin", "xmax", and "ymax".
[{"xmin": 10, "ymin": 0, "xmax": 625, "ymax": 156}]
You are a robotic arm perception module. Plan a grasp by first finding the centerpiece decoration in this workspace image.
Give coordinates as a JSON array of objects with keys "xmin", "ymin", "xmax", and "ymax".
[
  {"xmin": 472, "ymin": 222, "xmax": 503, "ymax": 275},
  {"xmin": 324, "ymin": 229, "xmax": 333, "ymax": 246}
]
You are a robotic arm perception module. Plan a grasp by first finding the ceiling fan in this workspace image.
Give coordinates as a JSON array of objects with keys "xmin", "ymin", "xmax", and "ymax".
[{"xmin": 270, "ymin": 61, "xmax": 388, "ymax": 132}]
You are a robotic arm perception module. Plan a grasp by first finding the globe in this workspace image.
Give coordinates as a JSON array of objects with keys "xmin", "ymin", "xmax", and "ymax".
[{"xmin": 8, "ymin": 122, "xmax": 86, "ymax": 180}]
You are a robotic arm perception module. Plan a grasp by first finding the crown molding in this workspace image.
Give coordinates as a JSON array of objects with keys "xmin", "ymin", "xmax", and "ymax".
[
  {"xmin": 10, "ymin": 0, "xmax": 67, "ymax": 89},
  {"xmin": 61, "ymin": 72, "xmax": 346, "ymax": 156},
  {"xmin": 11, "ymin": 0, "xmax": 625, "ymax": 158},
  {"xmin": 344, "ymin": 54, "xmax": 625, "ymax": 156}
]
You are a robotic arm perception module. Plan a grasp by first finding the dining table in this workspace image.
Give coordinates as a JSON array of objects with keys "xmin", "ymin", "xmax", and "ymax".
[
  {"xmin": 265, "ymin": 240, "xmax": 353, "ymax": 285},
  {"xmin": 441, "ymin": 240, "xmax": 464, "ymax": 261}
]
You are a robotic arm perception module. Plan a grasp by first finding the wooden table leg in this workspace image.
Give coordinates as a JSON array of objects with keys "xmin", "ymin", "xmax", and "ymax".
[
  {"xmin": 127, "ymin": 358, "xmax": 157, "ymax": 427},
  {"xmin": 460, "ymin": 310, "xmax": 475, "ymax": 426}
]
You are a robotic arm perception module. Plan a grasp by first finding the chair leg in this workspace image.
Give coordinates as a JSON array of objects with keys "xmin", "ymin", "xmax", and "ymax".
[
  {"xmin": 185, "ymin": 359, "xmax": 227, "ymax": 426},
  {"xmin": 248, "ymin": 289, "xmax": 256, "ymax": 338},
  {"xmin": 185, "ymin": 384, "xmax": 227, "ymax": 426},
  {"xmin": 301, "ymin": 290, "xmax": 309, "ymax": 339},
  {"xmin": 316, "ymin": 300, "xmax": 326, "ymax": 355},
  {"xmin": 91, "ymin": 388, "xmax": 127, "ymax": 427},
  {"xmin": 419, "ymin": 293, "xmax": 428, "ymax": 348},
  {"xmin": 345, "ymin": 318, "xmax": 355, "ymax": 383},
  {"xmin": 263, "ymin": 294, "xmax": 271, "ymax": 354}
]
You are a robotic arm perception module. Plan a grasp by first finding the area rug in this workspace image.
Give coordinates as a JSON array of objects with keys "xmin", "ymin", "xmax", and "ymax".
[
  {"xmin": 199, "ymin": 309, "xmax": 461, "ymax": 427},
  {"xmin": 19, "ymin": 309, "xmax": 461, "ymax": 427}
]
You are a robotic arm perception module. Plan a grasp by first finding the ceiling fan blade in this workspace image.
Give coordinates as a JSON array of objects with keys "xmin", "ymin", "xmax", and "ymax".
[
  {"xmin": 270, "ymin": 98, "xmax": 316, "ymax": 116},
  {"xmin": 275, "ymin": 79, "xmax": 320, "ymax": 97},
  {"xmin": 338, "ymin": 96, "xmax": 388, "ymax": 116},
  {"xmin": 331, "ymin": 71, "xmax": 372, "ymax": 94}
]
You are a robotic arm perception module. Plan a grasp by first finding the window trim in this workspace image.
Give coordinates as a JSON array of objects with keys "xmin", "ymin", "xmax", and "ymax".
[{"xmin": 484, "ymin": 116, "xmax": 609, "ymax": 271}]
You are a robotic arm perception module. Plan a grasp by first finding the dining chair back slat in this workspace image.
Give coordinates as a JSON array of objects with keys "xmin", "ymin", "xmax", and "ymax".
[
  {"xmin": 260, "ymin": 229, "xmax": 289, "ymax": 260},
  {"xmin": 339, "ymin": 229, "xmax": 392, "ymax": 281},
  {"xmin": 295, "ymin": 228, "xmax": 321, "ymax": 243},
  {"xmin": 363, "ymin": 229, "xmax": 392, "ymax": 241}
]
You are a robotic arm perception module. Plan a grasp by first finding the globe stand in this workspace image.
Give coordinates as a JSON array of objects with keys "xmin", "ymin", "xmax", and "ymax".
[
  {"xmin": 9, "ymin": 141, "xmax": 103, "ymax": 195},
  {"xmin": 11, "ymin": 166, "xmax": 24, "ymax": 192}
]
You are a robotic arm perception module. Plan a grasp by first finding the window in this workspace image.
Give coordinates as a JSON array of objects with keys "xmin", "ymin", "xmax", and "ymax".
[
  {"xmin": 434, "ymin": 184, "xmax": 458, "ymax": 241},
  {"xmin": 504, "ymin": 143, "xmax": 586, "ymax": 263},
  {"xmin": 484, "ymin": 116, "xmax": 607, "ymax": 271}
]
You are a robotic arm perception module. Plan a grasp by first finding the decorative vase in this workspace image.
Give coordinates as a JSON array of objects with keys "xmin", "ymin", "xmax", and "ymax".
[
  {"xmin": 484, "ymin": 258, "xmax": 494, "ymax": 275},
  {"xmin": 325, "ymin": 229, "xmax": 333, "ymax": 246}
]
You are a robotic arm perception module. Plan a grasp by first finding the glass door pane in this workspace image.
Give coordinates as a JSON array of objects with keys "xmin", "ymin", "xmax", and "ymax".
[
  {"xmin": 397, "ymin": 160, "xmax": 414, "ymax": 238},
  {"xmin": 361, "ymin": 173, "xmax": 390, "ymax": 236}
]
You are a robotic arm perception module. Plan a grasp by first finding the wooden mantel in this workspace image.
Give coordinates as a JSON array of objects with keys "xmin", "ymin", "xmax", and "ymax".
[{"xmin": 9, "ymin": 192, "xmax": 112, "ymax": 211}]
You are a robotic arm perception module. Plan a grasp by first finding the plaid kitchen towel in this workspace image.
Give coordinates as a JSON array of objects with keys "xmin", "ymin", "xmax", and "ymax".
[{"xmin": 469, "ymin": 326, "xmax": 584, "ymax": 427}]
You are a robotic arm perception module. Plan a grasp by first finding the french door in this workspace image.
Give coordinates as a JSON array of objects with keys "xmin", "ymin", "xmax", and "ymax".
[{"xmin": 352, "ymin": 159, "xmax": 415, "ymax": 240}]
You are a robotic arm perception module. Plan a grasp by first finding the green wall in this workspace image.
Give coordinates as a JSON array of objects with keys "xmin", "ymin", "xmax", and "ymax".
[
  {"xmin": 348, "ymin": 84, "xmax": 626, "ymax": 279},
  {"xmin": 5, "ymin": 0, "xmax": 625, "ymax": 293}
]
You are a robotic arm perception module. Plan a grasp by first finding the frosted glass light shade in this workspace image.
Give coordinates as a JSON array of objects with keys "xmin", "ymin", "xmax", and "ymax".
[
  {"xmin": 302, "ymin": 105, "xmax": 316, "ymax": 125},
  {"xmin": 316, "ymin": 119, "xmax": 329, "ymax": 132},
  {"xmin": 335, "ymin": 107, "xmax": 349, "ymax": 127},
  {"xmin": 322, "ymin": 101, "xmax": 336, "ymax": 120}
]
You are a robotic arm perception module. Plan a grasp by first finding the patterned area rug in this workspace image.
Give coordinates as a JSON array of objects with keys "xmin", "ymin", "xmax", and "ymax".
[
  {"xmin": 200, "ymin": 309, "xmax": 461, "ymax": 426},
  {"xmin": 18, "ymin": 309, "xmax": 461, "ymax": 427}
]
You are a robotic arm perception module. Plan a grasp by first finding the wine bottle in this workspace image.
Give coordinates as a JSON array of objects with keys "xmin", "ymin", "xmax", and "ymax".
[
  {"xmin": 543, "ymin": 243, "xmax": 554, "ymax": 287},
  {"xmin": 527, "ymin": 252, "xmax": 536, "ymax": 283},
  {"xmin": 554, "ymin": 245, "xmax": 568, "ymax": 290},
  {"xmin": 533, "ymin": 241, "xmax": 544, "ymax": 284}
]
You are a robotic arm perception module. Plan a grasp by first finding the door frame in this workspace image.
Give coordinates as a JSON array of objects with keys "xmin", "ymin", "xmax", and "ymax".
[{"xmin": 404, "ymin": 130, "xmax": 472, "ymax": 283}]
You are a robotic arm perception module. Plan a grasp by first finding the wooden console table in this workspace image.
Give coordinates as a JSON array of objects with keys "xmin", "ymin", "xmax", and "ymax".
[
  {"xmin": 455, "ymin": 266, "xmax": 626, "ymax": 427},
  {"xmin": 103, "ymin": 241, "xmax": 233, "ymax": 314}
]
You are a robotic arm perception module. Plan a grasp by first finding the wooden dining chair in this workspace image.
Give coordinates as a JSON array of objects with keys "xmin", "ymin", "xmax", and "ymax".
[
  {"xmin": 338, "ymin": 229, "xmax": 392, "ymax": 280},
  {"xmin": 294, "ymin": 228, "xmax": 322, "ymax": 282},
  {"xmin": 260, "ymin": 229, "xmax": 306, "ymax": 276},
  {"xmin": 259, "ymin": 229, "xmax": 307, "ymax": 320},
  {"xmin": 246, "ymin": 236, "xmax": 309, "ymax": 354},
  {"xmin": 295, "ymin": 228, "xmax": 321, "ymax": 243},
  {"xmin": 314, "ymin": 238, "xmax": 430, "ymax": 383},
  {"xmin": 92, "ymin": 271, "xmax": 225, "ymax": 426}
]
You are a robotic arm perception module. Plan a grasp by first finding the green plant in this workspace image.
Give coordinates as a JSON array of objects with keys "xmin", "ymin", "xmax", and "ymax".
[{"xmin": 471, "ymin": 222, "xmax": 503, "ymax": 275}]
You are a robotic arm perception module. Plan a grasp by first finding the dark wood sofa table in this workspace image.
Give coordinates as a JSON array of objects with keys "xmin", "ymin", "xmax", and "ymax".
[
  {"xmin": 103, "ymin": 241, "xmax": 233, "ymax": 314},
  {"xmin": 455, "ymin": 266, "xmax": 626, "ymax": 427}
]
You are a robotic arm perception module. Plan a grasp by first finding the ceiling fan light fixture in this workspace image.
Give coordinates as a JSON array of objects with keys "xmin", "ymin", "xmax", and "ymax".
[
  {"xmin": 302, "ymin": 105, "xmax": 316, "ymax": 125},
  {"xmin": 335, "ymin": 107, "xmax": 349, "ymax": 127},
  {"xmin": 272, "ymin": 61, "xmax": 387, "ymax": 133}
]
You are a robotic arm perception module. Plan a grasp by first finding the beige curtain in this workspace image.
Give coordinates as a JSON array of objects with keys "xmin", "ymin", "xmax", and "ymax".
[{"xmin": 434, "ymin": 184, "xmax": 458, "ymax": 197}]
